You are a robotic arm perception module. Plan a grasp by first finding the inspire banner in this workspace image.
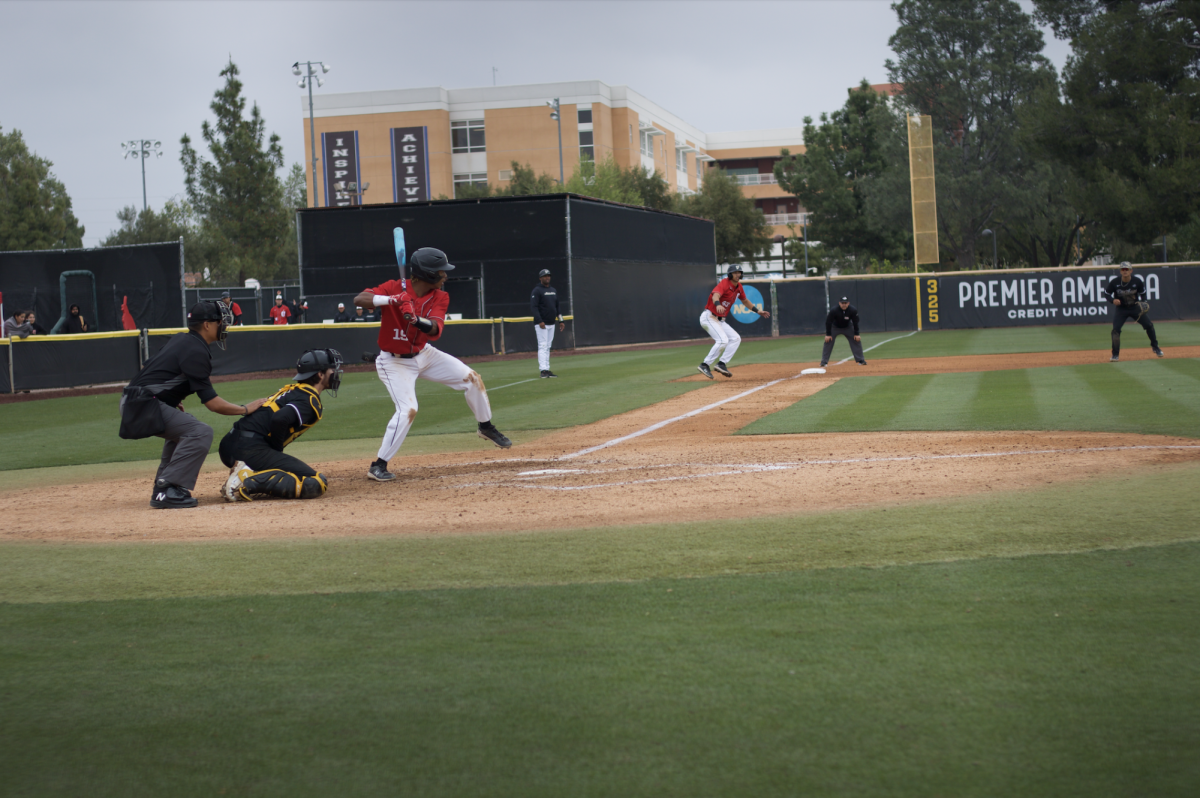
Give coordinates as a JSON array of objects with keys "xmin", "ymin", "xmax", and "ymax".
[
  {"xmin": 322, "ymin": 131, "xmax": 361, "ymax": 207},
  {"xmin": 391, "ymin": 127, "xmax": 430, "ymax": 203}
]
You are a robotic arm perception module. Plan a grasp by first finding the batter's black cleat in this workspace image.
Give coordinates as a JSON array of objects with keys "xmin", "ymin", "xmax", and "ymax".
[
  {"xmin": 1153, "ymin": 347, "xmax": 1164, "ymax": 358},
  {"xmin": 713, "ymin": 361, "xmax": 732, "ymax": 377},
  {"xmin": 697, "ymin": 362, "xmax": 714, "ymax": 379},
  {"xmin": 367, "ymin": 460, "xmax": 396, "ymax": 482},
  {"xmin": 150, "ymin": 480, "xmax": 198, "ymax": 509},
  {"xmin": 478, "ymin": 421, "xmax": 513, "ymax": 449},
  {"xmin": 540, "ymin": 370, "xmax": 558, "ymax": 378}
]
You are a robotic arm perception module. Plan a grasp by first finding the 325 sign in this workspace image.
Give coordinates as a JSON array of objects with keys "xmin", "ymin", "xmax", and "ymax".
[{"xmin": 920, "ymin": 277, "xmax": 941, "ymax": 328}]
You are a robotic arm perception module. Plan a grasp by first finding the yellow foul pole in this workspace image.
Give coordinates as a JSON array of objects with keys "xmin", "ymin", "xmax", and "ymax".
[{"xmin": 907, "ymin": 114, "xmax": 938, "ymax": 331}]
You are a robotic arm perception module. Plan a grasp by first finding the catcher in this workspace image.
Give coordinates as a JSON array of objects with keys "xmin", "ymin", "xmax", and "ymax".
[
  {"xmin": 1103, "ymin": 262, "xmax": 1163, "ymax": 362},
  {"xmin": 218, "ymin": 349, "xmax": 342, "ymax": 501}
]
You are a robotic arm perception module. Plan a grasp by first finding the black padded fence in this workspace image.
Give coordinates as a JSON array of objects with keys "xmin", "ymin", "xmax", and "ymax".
[
  {"xmin": 0, "ymin": 242, "xmax": 184, "ymax": 332},
  {"xmin": 8, "ymin": 332, "xmax": 141, "ymax": 391},
  {"xmin": 0, "ymin": 341, "xmax": 10, "ymax": 394}
]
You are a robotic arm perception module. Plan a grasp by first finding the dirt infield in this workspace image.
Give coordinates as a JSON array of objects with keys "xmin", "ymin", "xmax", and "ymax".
[{"xmin": 3, "ymin": 349, "xmax": 1198, "ymax": 544}]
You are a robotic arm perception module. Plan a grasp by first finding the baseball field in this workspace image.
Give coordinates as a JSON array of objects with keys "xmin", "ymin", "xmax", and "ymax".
[{"xmin": 2, "ymin": 321, "xmax": 1198, "ymax": 796}]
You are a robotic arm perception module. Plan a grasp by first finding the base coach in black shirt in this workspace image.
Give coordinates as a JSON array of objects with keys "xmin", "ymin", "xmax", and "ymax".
[
  {"xmin": 821, "ymin": 296, "xmax": 867, "ymax": 367},
  {"xmin": 119, "ymin": 301, "xmax": 266, "ymax": 509}
]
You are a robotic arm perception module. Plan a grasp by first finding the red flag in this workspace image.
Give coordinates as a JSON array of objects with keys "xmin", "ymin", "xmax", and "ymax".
[{"xmin": 121, "ymin": 296, "xmax": 136, "ymax": 330}]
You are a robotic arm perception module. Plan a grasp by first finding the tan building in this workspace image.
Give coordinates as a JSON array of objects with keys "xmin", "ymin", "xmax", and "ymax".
[{"xmin": 299, "ymin": 80, "xmax": 806, "ymax": 242}]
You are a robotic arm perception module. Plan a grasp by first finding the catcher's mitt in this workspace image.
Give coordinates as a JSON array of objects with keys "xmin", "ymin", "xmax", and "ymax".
[{"xmin": 1134, "ymin": 301, "xmax": 1150, "ymax": 322}]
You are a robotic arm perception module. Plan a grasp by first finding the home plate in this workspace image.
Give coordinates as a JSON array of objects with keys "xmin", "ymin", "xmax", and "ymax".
[{"xmin": 801, "ymin": 368, "xmax": 826, "ymax": 375}]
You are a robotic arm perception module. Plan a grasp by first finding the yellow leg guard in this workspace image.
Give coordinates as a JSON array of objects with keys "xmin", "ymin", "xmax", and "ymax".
[
  {"xmin": 238, "ymin": 469, "xmax": 301, "ymax": 500},
  {"xmin": 299, "ymin": 473, "xmax": 328, "ymax": 499}
]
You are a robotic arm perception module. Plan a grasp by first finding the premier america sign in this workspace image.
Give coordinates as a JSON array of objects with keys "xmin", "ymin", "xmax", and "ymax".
[
  {"xmin": 391, "ymin": 127, "xmax": 430, "ymax": 203},
  {"xmin": 321, "ymin": 131, "xmax": 362, "ymax": 207},
  {"xmin": 918, "ymin": 267, "xmax": 1181, "ymax": 329}
]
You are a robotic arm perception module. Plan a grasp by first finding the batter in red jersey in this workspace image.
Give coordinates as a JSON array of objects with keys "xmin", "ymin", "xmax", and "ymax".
[
  {"xmin": 697, "ymin": 266, "xmax": 769, "ymax": 379},
  {"xmin": 353, "ymin": 247, "xmax": 512, "ymax": 482}
]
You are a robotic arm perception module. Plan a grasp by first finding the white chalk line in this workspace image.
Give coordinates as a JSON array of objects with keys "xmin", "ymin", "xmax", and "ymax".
[
  {"xmin": 488, "ymin": 378, "xmax": 540, "ymax": 392},
  {"xmin": 834, "ymin": 329, "xmax": 919, "ymax": 366},
  {"xmin": 558, "ymin": 329, "xmax": 920, "ymax": 460},
  {"xmin": 446, "ymin": 444, "xmax": 1200, "ymax": 491}
]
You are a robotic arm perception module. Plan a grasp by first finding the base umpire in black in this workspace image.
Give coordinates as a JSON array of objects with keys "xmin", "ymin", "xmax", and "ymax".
[
  {"xmin": 1104, "ymin": 262, "xmax": 1163, "ymax": 362},
  {"xmin": 120, "ymin": 301, "xmax": 266, "ymax": 509},
  {"xmin": 821, "ymin": 296, "xmax": 867, "ymax": 366},
  {"xmin": 219, "ymin": 349, "xmax": 342, "ymax": 502}
]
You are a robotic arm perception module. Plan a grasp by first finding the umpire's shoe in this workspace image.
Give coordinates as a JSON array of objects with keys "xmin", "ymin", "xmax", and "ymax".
[
  {"xmin": 478, "ymin": 421, "xmax": 513, "ymax": 449},
  {"xmin": 697, "ymin": 362, "xmax": 714, "ymax": 379},
  {"xmin": 713, "ymin": 361, "xmax": 732, "ymax": 377},
  {"xmin": 150, "ymin": 479, "xmax": 198, "ymax": 509},
  {"xmin": 367, "ymin": 459, "xmax": 396, "ymax": 482}
]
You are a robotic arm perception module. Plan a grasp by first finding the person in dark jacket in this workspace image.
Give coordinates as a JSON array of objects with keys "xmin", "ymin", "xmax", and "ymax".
[
  {"xmin": 821, "ymin": 296, "xmax": 867, "ymax": 367},
  {"xmin": 66, "ymin": 304, "xmax": 89, "ymax": 334},
  {"xmin": 530, "ymin": 269, "xmax": 565, "ymax": 378},
  {"xmin": 334, "ymin": 302, "xmax": 352, "ymax": 323}
]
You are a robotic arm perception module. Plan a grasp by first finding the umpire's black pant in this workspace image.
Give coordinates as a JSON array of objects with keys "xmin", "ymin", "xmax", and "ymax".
[
  {"xmin": 821, "ymin": 329, "xmax": 865, "ymax": 365},
  {"xmin": 218, "ymin": 430, "xmax": 316, "ymax": 477},
  {"xmin": 1111, "ymin": 305, "xmax": 1157, "ymax": 356}
]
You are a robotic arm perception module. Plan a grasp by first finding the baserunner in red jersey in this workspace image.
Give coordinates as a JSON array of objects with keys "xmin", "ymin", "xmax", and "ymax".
[
  {"xmin": 353, "ymin": 247, "xmax": 512, "ymax": 482},
  {"xmin": 697, "ymin": 266, "xmax": 770, "ymax": 379}
]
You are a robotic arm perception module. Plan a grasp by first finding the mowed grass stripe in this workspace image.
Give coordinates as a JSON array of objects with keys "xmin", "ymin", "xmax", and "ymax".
[
  {"xmin": 2, "ymin": 462, "xmax": 1197, "ymax": 604},
  {"xmin": 1, "ymin": 543, "xmax": 1197, "ymax": 798},
  {"xmin": 741, "ymin": 360, "xmax": 1200, "ymax": 439}
]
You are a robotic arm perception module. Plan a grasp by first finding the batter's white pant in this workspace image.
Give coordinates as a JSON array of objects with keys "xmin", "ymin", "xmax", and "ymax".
[
  {"xmin": 700, "ymin": 309, "xmax": 741, "ymax": 365},
  {"xmin": 375, "ymin": 345, "xmax": 493, "ymax": 462},
  {"xmin": 535, "ymin": 323, "xmax": 555, "ymax": 372}
]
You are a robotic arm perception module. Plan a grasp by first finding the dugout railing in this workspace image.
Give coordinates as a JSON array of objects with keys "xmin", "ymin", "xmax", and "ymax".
[{"xmin": 0, "ymin": 316, "xmax": 575, "ymax": 393}]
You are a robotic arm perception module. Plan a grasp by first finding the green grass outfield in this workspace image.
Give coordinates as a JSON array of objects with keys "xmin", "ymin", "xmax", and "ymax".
[{"xmin": 3, "ymin": 322, "xmax": 1199, "ymax": 795}]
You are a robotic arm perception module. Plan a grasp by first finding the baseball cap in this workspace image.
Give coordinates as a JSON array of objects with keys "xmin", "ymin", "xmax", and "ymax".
[
  {"xmin": 839, "ymin": 296, "xmax": 849, "ymax": 302},
  {"xmin": 337, "ymin": 302, "xmax": 345, "ymax": 308},
  {"xmin": 1119, "ymin": 262, "xmax": 1132, "ymax": 270},
  {"xmin": 220, "ymin": 290, "xmax": 231, "ymax": 298}
]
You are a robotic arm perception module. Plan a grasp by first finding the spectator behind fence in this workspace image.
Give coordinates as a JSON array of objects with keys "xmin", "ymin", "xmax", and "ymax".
[
  {"xmin": 334, "ymin": 303, "xmax": 352, "ymax": 323},
  {"xmin": 66, "ymin": 304, "xmax": 89, "ymax": 334},
  {"xmin": 269, "ymin": 294, "xmax": 291, "ymax": 325},
  {"xmin": 28, "ymin": 311, "xmax": 49, "ymax": 336},
  {"xmin": 3, "ymin": 310, "xmax": 35, "ymax": 339},
  {"xmin": 220, "ymin": 291, "xmax": 243, "ymax": 325},
  {"xmin": 353, "ymin": 306, "xmax": 370, "ymax": 322}
]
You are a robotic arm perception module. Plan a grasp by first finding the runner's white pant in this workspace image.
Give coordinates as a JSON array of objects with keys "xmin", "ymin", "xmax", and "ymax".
[
  {"xmin": 535, "ymin": 323, "xmax": 555, "ymax": 372},
  {"xmin": 700, "ymin": 309, "xmax": 741, "ymax": 365},
  {"xmin": 375, "ymin": 345, "xmax": 492, "ymax": 462}
]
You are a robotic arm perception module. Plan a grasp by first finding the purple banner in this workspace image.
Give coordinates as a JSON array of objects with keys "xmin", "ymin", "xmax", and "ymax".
[
  {"xmin": 391, "ymin": 126, "xmax": 430, "ymax": 203},
  {"xmin": 322, "ymin": 131, "xmax": 361, "ymax": 207}
]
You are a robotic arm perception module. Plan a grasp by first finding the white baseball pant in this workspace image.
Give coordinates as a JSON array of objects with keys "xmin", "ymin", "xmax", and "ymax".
[
  {"xmin": 700, "ymin": 309, "xmax": 741, "ymax": 365},
  {"xmin": 535, "ymin": 323, "xmax": 555, "ymax": 372},
  {"xmin": 375, "ymin": 345, "xmax": 493, "ymax": 462}
]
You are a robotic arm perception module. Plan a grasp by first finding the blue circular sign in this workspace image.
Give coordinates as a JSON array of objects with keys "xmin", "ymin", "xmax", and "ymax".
[{"xmin": 730, "ymin": 285, "xmax": 765, "ymax": 323}]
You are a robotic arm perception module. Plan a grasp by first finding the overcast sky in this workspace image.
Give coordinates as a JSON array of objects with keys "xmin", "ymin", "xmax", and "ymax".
[{"xmin": 3, "ymin": 0, "xmax": 1069, "ymax": 247}]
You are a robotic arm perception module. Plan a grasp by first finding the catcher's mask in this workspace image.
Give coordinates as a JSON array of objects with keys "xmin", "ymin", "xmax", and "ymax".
[
  {"xmin": 410, "ymin": 247, "xmax": 456, "ymax": 284},
  {"xmin": 295, "ymin": 348, "xmax": 344, "ymax": 396},
  {"xmin": 187, "ymin": 300, "xmax": 233, "ymax": 351}
]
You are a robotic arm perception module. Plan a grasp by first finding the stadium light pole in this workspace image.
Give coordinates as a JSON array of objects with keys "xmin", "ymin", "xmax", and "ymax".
[
  {"xmin": 982, "ymin": 228, "xmax": 996, "ymax": 269},
  {"xmin": 547, "ymin": 98, "xmax": 564, "ymax": 185},
  {"xmin": 121, "ymin": 140, "xmax": 163, "ymax": 213},
  {"xmin": 293, "ymin": 60, "xmax": 331, "ymax": 207}
]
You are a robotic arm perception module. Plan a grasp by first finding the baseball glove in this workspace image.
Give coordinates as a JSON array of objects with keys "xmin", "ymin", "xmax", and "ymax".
[{"xmin": 1134, "ymin": 301, "xmax": 1150, "ymax": 322}]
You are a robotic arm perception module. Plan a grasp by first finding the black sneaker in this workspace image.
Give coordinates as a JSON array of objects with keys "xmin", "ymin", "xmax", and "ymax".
[
  {"xmin": 819, "ymin": 362, "xmax": 827, "ymax": 367},
  {"xmin": 478, "ymin": 421, "xmax": 513, "ymax": 449},
  {"xmin": 697, "ymin": 363, "xmax": 714, "ymax": 379},
  {"xmin": 540, "ymin": 370, "xmax": 550, "ymax": 378},
  {"xmin": 713, "ymin": 361, "xmax": 732, "ymax": 377},
  {"xmin": 367, "ymin": 460, "xmax": 396, "ymax": 482},
  {"xmin": 150, "ymin": 480, "xmax": 198, "ymax": 509},
  {"xmin": 1153, "ymin": 347, "xmax": 1164, "ymax": 358},
  {"xmin": 857, "ymin": 360, "xmax": 868, "ymax": 365},
  {"xmin": 1110, "ymin": 355, "xmax": 1120, "ymax": 362},
  {"xmin": 544, "ymin": 371, "xmax": 558, "ymax": 378}
]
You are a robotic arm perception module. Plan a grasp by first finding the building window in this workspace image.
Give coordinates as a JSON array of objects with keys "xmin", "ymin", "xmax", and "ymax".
[
  {"xmin": 579, "ymin": 130, "xmax": 594, "ymax": 161},
  {"xmin": 629, "ymin": 124, "xmax": 633, "ymax": 144},
  {"xmin": 676, "ymin": 147, "xmax": 687, "ymax": 172},
  {"xmin": 451, "ymin": 120, "xmax": 485, "ymax": 153},
  {"xmin": 639, "ymin": 129, "xmax": 653, "ymax": 157},
  {"xmin": 578, "ymin": 108, "xmax": 592, "ymax": 124},
  {"xmin": 453, "ymin": 172, "xmax": 488, "ymax": 197}
]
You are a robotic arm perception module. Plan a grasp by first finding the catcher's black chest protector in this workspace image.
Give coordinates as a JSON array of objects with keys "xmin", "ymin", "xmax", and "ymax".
[{"xmin": 238, "ymin": 383, "xmax": 323, "ymax": 450}]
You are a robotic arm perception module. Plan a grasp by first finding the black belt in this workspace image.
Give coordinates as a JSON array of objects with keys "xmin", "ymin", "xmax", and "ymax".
[
  {"xmin": 386, "ymin": 351, "xmax": 418, "ymax": 359},
  {"xmin": 239, "ymin": 430, "xmax": 266, "ymax": 440}
]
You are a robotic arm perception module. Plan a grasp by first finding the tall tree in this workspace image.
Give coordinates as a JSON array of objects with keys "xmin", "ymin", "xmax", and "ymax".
[
  {"xmin": 676, "ymin": 170, "xmax": 772, "ymax": 264},
  {"xmin": 886, "ymin": 0, "xmax": 1056, "ymax": 268},
  {"xmin": 0, "ymin": 126, "xmax": 85, "ymax": 251},
  {"xmin": 102, "ymin": 198, "xmax": 197, "ymax": 247},
  {"xmin": 774, "ymin": 81, "xmax": 908, "ymax": 262},
  {"xmin": 1031, "ymin": 0, "xmax": 1200, "ymax": 248},
  {"xmin": 180, "ymin": 61, "xmax": 292, "ymax": 284},
  {"xmin": 564, "ymin": 155, "xmax": 644, "ymax": 204}
]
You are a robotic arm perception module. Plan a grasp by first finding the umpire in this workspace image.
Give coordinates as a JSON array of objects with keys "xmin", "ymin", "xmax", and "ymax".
[
  {"xmin": 119, "ymin": 300, "xmax": 266, "ymax": 509},
  {"xmin": 821, "ymin": 296, "xmax": 867, "ymax": 367},
  {"xmin": 1104, "ymin": 262, "xmax": 1164, "ymax": 362}
]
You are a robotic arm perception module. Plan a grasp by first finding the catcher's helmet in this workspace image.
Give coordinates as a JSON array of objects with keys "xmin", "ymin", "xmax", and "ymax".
[
  {"xmin": 410, "ymin": 247, "xmax": 455, "ymax": 283},
  {"xmin": 187, "ymin": 300, "xmax": 234, "ymax": 351},
  {"xmin": 295, "ymin": 348, "xmax": 344, "ymax": 395},
  {"xmin": 538, "ymin": 269, "xmax": 552, "ymax": 278}
]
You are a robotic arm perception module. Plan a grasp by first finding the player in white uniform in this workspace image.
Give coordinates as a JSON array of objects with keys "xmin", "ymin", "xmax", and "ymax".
[
  {"xmin": 697, "ymin": 266, "xmax": 770, "ymax": 379},
  {"xmin": 354, "ymin": 247, "xmax": 512, "ymax": 482}
]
